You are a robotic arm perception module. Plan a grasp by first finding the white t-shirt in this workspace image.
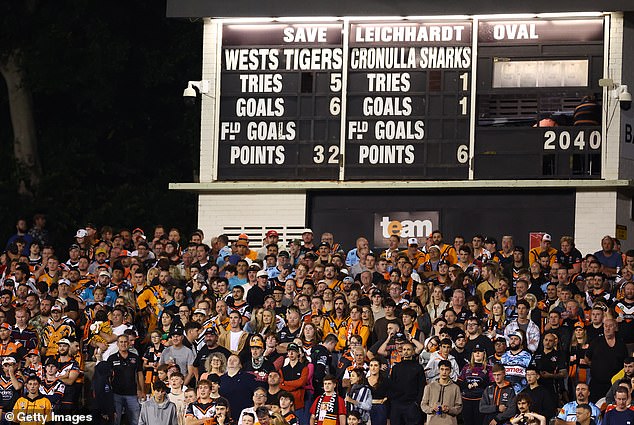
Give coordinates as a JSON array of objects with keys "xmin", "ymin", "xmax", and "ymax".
[
  {"xmin": 102, "ymin": 323, "xmax": 131, "ymax": 360},
  {"xmin": 229, "ymin": 330, "xmax": 244, "ymax": 352}
]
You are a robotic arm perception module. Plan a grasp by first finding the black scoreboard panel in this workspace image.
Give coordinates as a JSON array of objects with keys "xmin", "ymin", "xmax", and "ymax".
[
  {"xmin": 216, "ymin": 17, "xmax": 606, "ymax": 181},
  {"xmin": 344, "ymin": 21, "xmax": 472, "ymax": 180},
  {"xmin": 218, "ymin": 23, "xmax": 343, "ymax": 180},
  {"xmin": 474, "ymin": 18, "xmax": 604, "ymax": 179}
]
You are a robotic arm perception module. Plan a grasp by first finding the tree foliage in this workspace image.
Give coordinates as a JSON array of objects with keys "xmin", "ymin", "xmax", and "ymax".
[{"xmin": 0, "ymin": 0, "xmax": 202, "ymax": 246}]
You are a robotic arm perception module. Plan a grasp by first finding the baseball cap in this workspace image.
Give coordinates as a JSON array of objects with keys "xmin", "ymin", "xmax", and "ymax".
[
  {"xmin": 278, "ymin": 251, "xmax": 290, "ymax": 258},
  {"xmin": 26, "ymin": 349, "xmax": 40, "ymax": 357},
  {"xmin": 0, "ymin": 323, "xmax": 11, "ymax": 331},
  {"xmin": 2, "ymin": 357, "xmax": 16, "ymax": 365},
  {"xmin": 438, "ymin": 259, "xmax": 450, "ymax": 266},
  {"xmin": 304, "ymin": 252, "xmax": 318, "ymax": 260},
  {"xmin": 266, "ymin": 230, "xmax": 279, "ymax": 237},
  {"xmin": 95, "ymin": 247, "xmax": 108, "ymax": 255},
  {"xmin": 256, "ymin": 270, "xmax": 268, "ymax": 278},
  {"xmin": 69, "ymin": 244, "xmax": 81, "ymax": 251},
  {"xmin": 238, "ymin": 233, "xmax": 249, "ymax": 241},
  {"xmin": 57, "ymin": 338, "xmax": 71, "ymax": 346},
  {"xmin": 287, "ymin": 342, "xmax": 300, "ymax": 352},
  {"xmin": 99, "ymin": 271, "xmax": 111, "ymax": 278},
  {"xmin": 289, "ymin": 239, "xmax": 302, "ymax": 247},
  {"xmin": 508, "ymin": 332, "xmax": 523, "ymax": 342},
  {"xmin": 193, "ymin": 309, "xmax": 206, "ymax": 316},
  {"xmin": 204, "ymin": 328, "xmax": 217, "ymax": 336},
  {"xmin": 371, "ymin": 289, "xmax": 382, "ymax": 297},
  {"xmin": 301, "ymin": 228, "xmax": 313, "ymax": 234},
  {"xmin": 58, "ymin": 278, "xmax": 70, "ymax": 286},
  {"xmin": 235, "ymin": 240, "xmax": 248, "ymax": 247},
  {"xmin": 455, "ymin": 332, "xmax": 466, "ymax": 340},
  {"xmin": 394, "ymin": 332, "xmax": 406, "ymax": 341},
  {"xmin": 472, "ymin": 343, "xmax": 485, "ymax": 352},
  {"xmin": 51, "ymin": 305, "xmax": 62, "ymax": 312},
  {"xmin": 343, "ymin": 276, "xmax": 354, "ymax": 284},
  {"xmin": 318, "ymin": 242, "xmax": 331, "ymax": 249},
  {"xmin": 248, "ymin": 264, "xmax": 261, "ymax": 272},
  {"xmin": 132, "ymin": 227, "xmax": 144, "ymax": 235},
  {"xmin": 495, "ymin": 336, "xmax": 508, "ymax": 344},
  {"xmin": 282, "ymin": 264, "xmax": 293, "ymax": 271},
  {"xmin": 542, "ymin": 233, "xmax": 552, "ymax": 242},
  {"xmin": 250, "ymin": 339, "xmax": 264, "ymax": 348},
  {"xmin": 75, "ymin": 229, "xmax": 88, "ymax": 238},
  {"xmin": 484, "ymin": 237, "xmax": 497, "ymax": 245},
  {"xmin": 408, "ymin": 238, "xmax": 419, "ymax": 246},
  {"xmin": 170, "ymin": 328, "xmax": 184, "ymax": 337}
]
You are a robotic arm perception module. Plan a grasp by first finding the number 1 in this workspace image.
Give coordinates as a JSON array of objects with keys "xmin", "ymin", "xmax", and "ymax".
[
  {"xmin": 460, "ymin": 73, "xmax": 469, "ymax": 91},
  {"xmin": 459, "ymin": 97, "xmax": 467, "ymax": 115}
]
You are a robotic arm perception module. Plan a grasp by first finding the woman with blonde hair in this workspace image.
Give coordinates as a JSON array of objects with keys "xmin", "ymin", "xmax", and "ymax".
[
  {"xmin": 413, "ymin": 281, "xmax": 430, "ymax": 307},
  {"xmin": 261, "ymin": 308, "xmax": 280, "ymax": 335},
  {"xmin": 484, "ymin": 301, "xmax": 507, "ymax": 340},
  {"xmin": 457, "ymin": 345, "xmax": 492, "ymax": 425},
  {"xmin": 146, "ymin": 267, "xmax": 160, "ymax": 286},
  {"xmin": 244, "ymin": 307, "xmax": 264, "ymax": 334},
  {"xmin": 201, "ymin": 352, "xmax": 228, "ymax": 381},
  {"xmin": 427, "ymin": 285, "xmax": 448, "ymax": 321}
]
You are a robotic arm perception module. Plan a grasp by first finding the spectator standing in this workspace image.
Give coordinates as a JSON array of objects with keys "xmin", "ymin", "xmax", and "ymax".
[
  {"xmin": 138, "ymin": 380, "xmax": 178, "ymax": 425},
  {"xmin": 584, "ymin": 318, "xmax": 627, "ymax": 402},
  {"xmin": 479, "ymin": 364, "xmax": 516, "ymax": 425},
  {"xmin": 421, "ymin": 359, "xmax": 462, "ymax": 425},
  {"xmin": 107, "ymin": 334, "xmax": 145, "ymax": 425},
  {"xmin": 389, "ymin": 342, "xmax": 426, "ymax": 425}
]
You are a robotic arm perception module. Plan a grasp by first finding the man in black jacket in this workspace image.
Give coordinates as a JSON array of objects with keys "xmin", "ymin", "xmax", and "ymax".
[
  {"xmin": 480, "ymin": 364, "xmax": 516, "ymax": 425},
  {"xmin": 519, "ymin": 366, "xmax": 557, "ymax": 420},
  {"xmin": 389, "ymin": 342, "xmax": 426, "ymax": 425},
  {"xmin": 311, "ymin": 333, "xmax": 338, "ymax": 397}
]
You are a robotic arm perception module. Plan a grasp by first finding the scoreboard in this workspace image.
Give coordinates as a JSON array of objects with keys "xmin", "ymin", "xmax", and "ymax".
[
  {"xmin": 215, "ymin": 17, "xmax": 604, "ymax": 181},
  {"xmin": 345, "ymin": 22, "xmax": 471, "ymax": 179}
]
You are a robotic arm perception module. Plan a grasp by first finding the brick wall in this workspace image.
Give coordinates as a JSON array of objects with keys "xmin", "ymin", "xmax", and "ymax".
[{"xmin": 606, "ymin": 13, "xmax": 623, "ymax": 179}]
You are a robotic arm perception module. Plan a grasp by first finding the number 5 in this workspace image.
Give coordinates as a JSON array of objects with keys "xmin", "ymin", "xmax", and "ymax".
[{"xmin": 330, "ymin": 73, "xmax": 342, "ymax": 92}]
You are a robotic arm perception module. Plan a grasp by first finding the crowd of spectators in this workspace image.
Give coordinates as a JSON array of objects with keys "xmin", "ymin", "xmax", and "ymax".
[{"xmin": 2, "ymin": 214, "xmax": 634, "ymax": 425}]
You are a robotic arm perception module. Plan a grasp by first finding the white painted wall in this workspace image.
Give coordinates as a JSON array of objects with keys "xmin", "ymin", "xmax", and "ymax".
[
  {"xmin": 575, "ymin": 190, "xmax": 617, "ymax": 255},
  {"xmin": 197, "ymin": 192, "xmax": 307, "ymax": 242},
  {"xmin": 200, "ymin": 19, "xmax": 221, "ymax": 182}
]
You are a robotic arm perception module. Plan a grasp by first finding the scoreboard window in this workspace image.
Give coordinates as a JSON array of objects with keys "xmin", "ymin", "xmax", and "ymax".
[{"xmin": 492, "ymin": 59, "xmax": 588, "ymax": 88}]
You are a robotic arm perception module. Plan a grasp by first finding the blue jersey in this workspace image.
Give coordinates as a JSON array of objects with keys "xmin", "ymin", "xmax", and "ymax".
[
  {"xmin": 501, "ymin": 349, "xmax": 532, "ymax": 394},
  {"xmin": 557, "ymin": 401, "xmax": 602, "ymax": 425}
]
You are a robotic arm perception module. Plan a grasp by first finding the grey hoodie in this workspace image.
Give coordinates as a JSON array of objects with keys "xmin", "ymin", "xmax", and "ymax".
[{"xmin": 139, "ymin": 397, "xmax": 179, "ymax": 425}]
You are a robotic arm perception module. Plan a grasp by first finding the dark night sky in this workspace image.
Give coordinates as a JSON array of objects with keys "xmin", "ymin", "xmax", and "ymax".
[{"xmin": 0, "ymin": 1, "xmax": 203, "ymax": 248}]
